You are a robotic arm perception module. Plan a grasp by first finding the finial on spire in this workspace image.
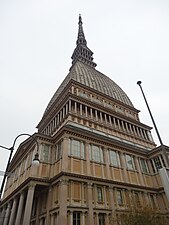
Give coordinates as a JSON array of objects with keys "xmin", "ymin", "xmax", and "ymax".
[
  {"xmin": 77, "ymin": 14, "xmax": 86, "ymax": 46},
  {"xmin": 79, "ymin": 14, "xmax": 82, "ymax": 24},
  {"xmin": 70, "ymin": 15, "xmax": 97, "ymax": 69}
]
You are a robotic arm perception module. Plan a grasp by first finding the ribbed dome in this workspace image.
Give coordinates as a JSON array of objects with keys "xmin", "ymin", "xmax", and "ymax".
[
  {"xmin": 44, "ymin": 60, "xmax": 133, "ymax": 114},
  {"xmin": 44, "ymin": 15, "xmax": 133, "ymax": 115}
]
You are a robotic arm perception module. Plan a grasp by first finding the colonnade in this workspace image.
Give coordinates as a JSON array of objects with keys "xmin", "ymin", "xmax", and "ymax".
[
  {"xmin": 42, "ymin": 99, "xmax": 153, "ymax": 144},
  {"xmin": 0, "ymin": 184, "xmax": 35, "ymax": 225}
]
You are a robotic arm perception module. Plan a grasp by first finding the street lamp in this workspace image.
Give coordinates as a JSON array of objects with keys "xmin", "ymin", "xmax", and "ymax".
[
  {"xmin": 0, "ymin": 133, "xmax": 39, "ymax": 200},
  {"xmin": 137, "ymin": 81, "xmax": 169, "ymax": 167}
]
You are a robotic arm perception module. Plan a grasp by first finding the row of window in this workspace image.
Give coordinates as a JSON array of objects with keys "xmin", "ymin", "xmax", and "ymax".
[
  {"xmin": 41, "ymin": 140, "xmax": 166, "ymax": 174},
  {"xmin": 67, "ymin": 139, "xmax": 149, "ymax": 173},
  {"xmin": 73, "ymin": 211, "xmax": 106, "ymax": 225},
  {"xmin": 6, "ymin": 140, "xmax": 166, "ymax": 189}
]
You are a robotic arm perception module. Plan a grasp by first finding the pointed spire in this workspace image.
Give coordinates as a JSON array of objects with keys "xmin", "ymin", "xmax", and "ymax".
[
  {"xmin": 71, "ymin": 14, "xmax": 97, "ymax": 69},
  {"xmin": 76, "ymin": 14, "xmax": 87, "ymax": 46}
]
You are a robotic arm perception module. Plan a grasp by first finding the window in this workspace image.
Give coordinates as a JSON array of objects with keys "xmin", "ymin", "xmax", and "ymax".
[
  {"xmin": 134, "ymin": 192, "xmax": 140, "ymax": 206},
  {"xmin": 89, "ymin": 144, "xmax": 104, "ymax": 163},
  {"xmin": 109, "ymin": 150, "xmax": 120, "ymax": 167},
  {"xmin": 117, "ymin": 190, "xmax": 123, "ymax": 205},
  {"xmin": 126, "ymin": 154, "xmax": 135, "ymax": 170},
  {"xmin": 68, "ymin": 139, "xmax": 85, "ymax": 159},
  {"xmin": 140, "ymin": 158, "xmax": 149, "ymax": 173},
  {"xmin": 73, "ymin": 212, "xmax": 80, "ymax": 225},
  {"xmin": 153, "ymin": 156, "xmax": 162, "ymax": 170},
  {"xmin": 98, "ymin": 213, "xmax": 105, "ymax": 225},
  {"xmin": 97, "ymin": 187, "xmax": 103, "ymax": 202},
  {"xmin": 41, "ymin": 144, "xmax": 51, "ymax": 162},
  {"xmin": 55, "ymin": 141, "xmax": 62, "ymax": 160}
]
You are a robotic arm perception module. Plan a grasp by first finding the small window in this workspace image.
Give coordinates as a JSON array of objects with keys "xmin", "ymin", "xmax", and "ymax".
[
  {"xmin": 98, "ymin": 213, "xmax": 105, "ymax": 225},
  {"xmin": 153, "ymin": 156, "xmax": 162, "ymax": 170},
  {"xmin": 109, "ymin": 150, "xmax": 120, "ymax": 167},
  {"xmin": 97, "ymin": 187, "xmax": 103, "ymax": 202},
  {"xmin": 41, "ymin": 144, "xmax": 51, "ymax": 162},
  {"xmin": 55, "ymin": 141, "xmax": 62, "ymax": 160},
  {"xmin": 140, "ymin": 158, "xmax": 149, "ymax": 173},
  {"xmin": 68, "ymin": 139, "xmax": 85, "ymax": 159},
  {"xmin": 89, "ymin": 144, "xmax": 104, "ymax": 163},
  {"xmin": 126, "ymin": 154, "xmax": 135, "ymax": 170},
  {"xmin": 73, "ymin": 212, "xmax": 81, "ymax": 225},
  {"xmin": 117, "ymin": 190, "xmax": 123, "ymax": 205}
]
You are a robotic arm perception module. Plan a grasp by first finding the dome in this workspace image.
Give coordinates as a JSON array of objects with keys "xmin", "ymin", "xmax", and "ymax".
[
  {"xmin": 44, "ymin": 60, "xmax": 133, "ymax": 114},
  {"xmin": 44, "ymin": 15, "xmax": 133, "ymax": 115}
]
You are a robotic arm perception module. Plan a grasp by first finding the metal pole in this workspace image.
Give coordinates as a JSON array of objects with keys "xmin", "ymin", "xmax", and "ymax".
[
  {"xmin": 137, "ymin": 81, "xmax": 169, "ymax": 167},
  {"xmin": 0, "ymin": 133, "xmax": 39, "ymax": 200},
  {"xmin": 0, "ymin": 147, "xmax": 13, "ymax": 199}
]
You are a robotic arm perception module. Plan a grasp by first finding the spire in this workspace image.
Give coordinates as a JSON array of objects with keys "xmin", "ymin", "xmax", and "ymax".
[
  {"xmin": 71, "ymin": 14, "xmax": 97, "ymax": 69},
  {"xmin": 76, "ymin": 14, "xmax": 87, "ymax": 46}
]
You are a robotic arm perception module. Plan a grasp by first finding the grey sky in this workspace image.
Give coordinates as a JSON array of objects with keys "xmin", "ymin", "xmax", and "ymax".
[{"xmin": 0, "ymin": 0, "xmax": 169, "ymax": 186}]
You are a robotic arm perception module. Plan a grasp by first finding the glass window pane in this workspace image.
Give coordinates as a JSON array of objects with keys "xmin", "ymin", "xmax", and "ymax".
[
  {"xmin": 109, "ymin": 150, "xmax": 120, "ymax": 166},
  {"xmin": 126, "ymin": 154, "xmax": 134, "ymax": 170},
  {"xmin": 97, "ymin": 187, "xmax": 103, "ymax": 202},
  {"xmin": 42, "ymin": 144, "xmax": 50, "ymax": 162},
  {"xmin": 140, "ymin": 158, "xmax": 148, "ymax": 173}
]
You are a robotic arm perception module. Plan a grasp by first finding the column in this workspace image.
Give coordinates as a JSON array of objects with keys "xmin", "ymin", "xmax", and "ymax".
[
  {"xmin": 134, "ymin": 157, "xmax": 144, "ymax": 185},
  {"xmin": 100, "ymin": 112, "xmax": 103, "ymax": 123},
  {"xmin": 81, "ymin": 183, "xmax": 85, "ymax": 206},
  {"xmin": 3, "ymin": 202, "xmax": 11, "ymax": 225},
  {"xmin": 113, "ymin": 117, "xmax": 116, "ymax": 129},
  {"xmin": 50, "ymin": 214, "xmax": 54, "ymax": 225},
  {"xmin": 0, "ymin": 206, "xmax": 6, "ymax": 225},
  {"xmin": 15, "ymin": 192, "xmax": 25, "ymax": 225},
  {"xmin": 103, "ymin": 186, "xmax": 107, "ymax": 208},
  {"xmin": 58, "ymin": 179, "xmax": 68, "ymax": 225},
  {"xmin": 74, "ymin": 102, "xmax": 77, "ymax": 114},
  {"xmin": 85, "ymin": 106, "xmax": 88, "ymax": 117},
  {"xmin": 8, "ymin": 197, "xmax": 17, "ymax": 225},
  {"xmin": 69, "ymin": 100, "xmax": 71, "ymax": 113},
  {"xmin": 22, "ymin": 184, "xmax": 36, "ymax": 225},
  {"xmin": 62, "ymin": 137, "xmax": 69, "ymax": 171},
  {"xmin": 70, "ymin": 211, "xmax": 73, "ymax": 225},
  {"xmin": 109, "ymin": 115, "xmax": 112, "ymax": 126},
  {"xmin": 90, "ymin": 108, "xmax": 93, "ymax": 119},
  {"xmin": 119, "ymin": 152, "xmax": 128, "ymax": 182},
  {"xmin": 104, "ymin": 148, "xmax": 111, "ymax": 179},
  {"xmin": 105, "ymin": 213, "xmax": 109, "ymax": 225},
  {"xmin": 95, "ymin": 110, "xmax": 98, "ymax": 121},
  {"xmin": 81, "ymin": 212, "xmax": 85, "ymax": 225},
  {"xmin": 109, "ymin": 185, "xmax": 115, "ymax": 211},
  {"xmin": 80, "ymin": 104, "xmax": 83, "ymax": 116},
  {"xmin": 96, "ymin": 213, "xmax": 99, "ymax": 225},
  {"xmin": 46, "ymin": 188, "xmax": 52, "ymax": 225},
  {"xmin": 86, "ymin": 143, "xmax": 91, "ymax": 175},
  {"xmin": 66, "ymin": 103, "xmax": 68, "ymax": 115},
  {"xmin": 104, "ymin": 114, "xmax": 107, "ymax": 124},
  {"xmin": 87, "ymin": 182, "xmax": 94, "ymax": 225}
]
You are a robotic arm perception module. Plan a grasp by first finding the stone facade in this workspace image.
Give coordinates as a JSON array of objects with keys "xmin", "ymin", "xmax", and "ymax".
[{"xmin": 0, "ymin": 15, "xmax": 169, "ymax": 225}]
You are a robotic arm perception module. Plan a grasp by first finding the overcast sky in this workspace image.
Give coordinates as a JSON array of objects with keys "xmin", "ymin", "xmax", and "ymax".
[{"xmin": 0, "ymin": 0, "xmax": 169, "ymax": 186}]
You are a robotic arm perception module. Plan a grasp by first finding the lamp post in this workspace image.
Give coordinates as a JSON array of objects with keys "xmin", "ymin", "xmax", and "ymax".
[
  {"xmin": 137, "ymin": 81, "xmax": 169, "ymax": 167},
  {"xmin": 0, "ymin": 133, "xmax": 39, "ymax": 200}
]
